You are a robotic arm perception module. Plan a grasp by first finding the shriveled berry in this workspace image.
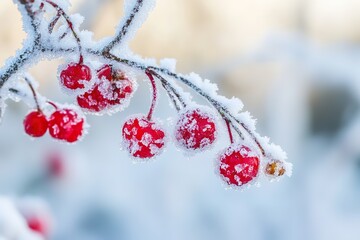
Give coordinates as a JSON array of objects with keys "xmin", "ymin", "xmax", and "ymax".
[
  {"xmin": 218, "ymin": 145, "xmax": 260, "ymax": 187},
  {"xmin": 265, "ymin": 160, "xmax": 286, "ymax": 177},
  {"xmin": 122, "ymin": 117, "xmax": 165, "ymax": 159},
  {"xmin": 60, "ymin": 62, "xmax": 91, "ymax": 90},
  {"xmin": 77, "ymin": 65, "xmax": 134, "ymax": 112},
  {"xmin": 23, "ymin": 111, "xmax": 48, "ymax": 137},
  {"xmin": 48, "ymin": 108, "xmax": 84, "ymax": 143},
  {"xmin": 175, "ymin": 108, "xmax": 216, "ymax": 150}
]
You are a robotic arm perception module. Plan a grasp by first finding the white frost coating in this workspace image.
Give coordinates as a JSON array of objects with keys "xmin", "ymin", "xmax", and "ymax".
[
  {"xmin": 56, "ymin": 62, "xmax": 96, "ymax": 97},
  {"xmin": 174, "ymin": 105, "xmax": 219, "ymax": 154},
  {"xmin": 121, "ymin": 115, "xmax": 167, "ymax": 162},
  {"xmin": 48, "ymin": 102, "xmax": 90, "ymax": 144},
  {"xmin": 77, "ymin": 68, "xmax": 138, "ymax": 116},
  {"xmin": 0, "ymin": 197, "xmax": 43, "ymax": 240},
  {"xmin": 0, "ymin": 97, "xmax": 6, "ymax": 125},
  {"xmin": 6, "ymin": 75, "xmax": 47, "ymax": 111},
  {"xmin": 214, "ymin": 144, "xmax": 261, "ymax": 191},
  {"xmin": 117, "ymin": 0, "xmax": 156, "ymax": 48},
  {"xmin": 51, "ymin": 0, "xmax": 71, "ymax": 10},
  {"xmin": 1, "ymin": 0, "xmax": 290, "ymax": 190},
  {"xmin": 184, "ymin": 72, "xmax": 244, "ymax": 115},
  {"xmin": 160, "ymin": 58, "xmax": 177, "ymax": 72}
]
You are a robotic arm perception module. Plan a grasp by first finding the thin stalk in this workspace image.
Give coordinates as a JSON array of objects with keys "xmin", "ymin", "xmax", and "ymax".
[
  {"xmin": 145, "ymin": 69, "xmax": 158, "ymax": 121},
  {"xmin": 226, "ymin": 120, "xmax": 234, "ymax": 144},
  {"xmin": 45, "ymin": 0, "xmax": 83, "ymax": 63},
  {"xmin": 161, "ymin": 82, "xmax": 181, "ymax": 111},
  {"xmin": 24, "ymin": 77, "xmax": 42, "ymax": 113}
]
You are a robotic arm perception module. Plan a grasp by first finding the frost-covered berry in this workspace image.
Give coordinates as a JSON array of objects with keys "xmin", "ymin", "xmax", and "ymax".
[
  {"xmin": 77, "ymin": 65, "xmax": 134, "ymax": 112},
  {"xmin": 60, "ymin": 62, "xmax": 91, "ymax": 90},
  {"xmin": 265, "ymin": 160, "xmax": 286, "ymax": 177},
  {"xmin": 23, "ymin": 111, "xmax": 48, "ymax": 137},
  {"xmin": 218, "ymin": 145, "xmax": 260, "ymax": 187},
  {"xmin": 175, "ymin": 108, "xmax": 216, "ymax": 150},
  {"xmin": 122, "ymin": 117, "xmax": 165, "ymax": 159},
  {"xmin": 48, "ymin": 108, "xmax": 84, "ymax": 143},
  {"xmin": 77, "ymin": 85, "xmax": 109, "ymax": 112}
]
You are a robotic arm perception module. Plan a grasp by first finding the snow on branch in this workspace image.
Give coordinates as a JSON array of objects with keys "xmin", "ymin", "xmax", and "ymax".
[{"xmin": 0, "ymin": 0, "xmax": 291, "ymax": 189}]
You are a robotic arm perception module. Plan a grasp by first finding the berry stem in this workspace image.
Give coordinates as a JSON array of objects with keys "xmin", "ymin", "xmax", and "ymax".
[
  {"xmin": 24, "ymin": 77, "xmax": 42, "ymax": 113},
  {"xmin": 225, "ymin": 120, "xmax": 234, "ymax": 144},
  {"xmin": 145, "ymin": 69, "xmax": 158, "ymax": 121},
  {"xmin": 103, "ymin": 53, "xmax": 266, "ymax": 156},
  {"xmin": 44, "ymin": 0, "xmax": 84, "ymax": 63},
  {"xmin": 161, "ymin": 82, "xmax": 181, "ymax": 111},
  {"xmin": 147, "ymin": 70, "xmax": 187, "ymax": 108},
  {"xmin": 48, "ymin": 12, "xmax": 61, "ymax": 34},
  {"xmin": 47, "ymin": 101, "xmax": 58, "ymax": 110},
  {"xmin": 1, "ymin": 1, "xmax": 271, "ymax": 158}
]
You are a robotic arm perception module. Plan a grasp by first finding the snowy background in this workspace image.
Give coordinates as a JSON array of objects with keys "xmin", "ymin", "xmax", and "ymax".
[{"xmin": 1, "ymin": 0, "xmax": 360, "ymax": 239}]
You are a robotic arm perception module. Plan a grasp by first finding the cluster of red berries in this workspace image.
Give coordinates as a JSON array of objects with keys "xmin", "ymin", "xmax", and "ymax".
[
  {"xmin": 120, "ymin": 107, "xmax": 286, "ymax": 187},
  {"xmin": 23, "ymin": 106, "xmax": 85, "ymax": 143},
  {"xmin": 60, "ymin": 62, "xmax": 134, "ymax": 113},
  {"xmin": 121, "ymin": 108, "xmax": 218, "ymax": 160},
  {"xmin": 24, "ymin": 59, "xmax": 287, "ymax": 188},
  {"xmin": 16, "ymin": 0, "xmax": 289, "ymax": 190}
]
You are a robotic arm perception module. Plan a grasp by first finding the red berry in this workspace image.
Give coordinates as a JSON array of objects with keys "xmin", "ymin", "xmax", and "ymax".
[
  {"xmin": 77, "ymin": 65, "xmax": 133, "ymax": 112},
  {"xmin": 27, "ymin": 216, "xmax": 48, "ymax": 237},
  {"xmin": 47, "ymin": 151, "xmax": 65, "ymax": 178},
  {"xmin": 23, "ymin": 111, "xmax": 48, "ymax": 137},
  {"xmin": 97, "ymin": 64, "xmax": 112, "ymax": 80},
  {"xmin": 60, "ymin": 62, "xmax": 91, "ymax": 90},
  {"xmin": 218, "ymin": 145, "xmax": 260, "ymax": 187},
  {"xmin": 48, "ymin": 108, "xmax": 84, "ymax": 143},
  {"xmin": 76, "ymin": 85, "xmax": 109, "ymax": 112},
  {"xmin": 122, "ymin": 117, "xmax": 165, "ymax": 159},
  {"xmin": 175, "ymin": 108, "xmax": 216, "ymax": 150}
]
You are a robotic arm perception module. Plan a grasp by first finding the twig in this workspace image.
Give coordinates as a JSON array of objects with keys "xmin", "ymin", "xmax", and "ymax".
[
  {"xmin": 0, "ymin": 0, "xmax": 272, "ymax": 158},
  {"xmin": 103, "ymin": 0, "xmax": 144, "ymax": 53}
]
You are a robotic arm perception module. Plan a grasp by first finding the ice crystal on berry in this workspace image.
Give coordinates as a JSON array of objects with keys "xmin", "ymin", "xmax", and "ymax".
[
  {"xmin": 59, "ymin": 62, "xmax": 92, "ymax": 90},
  {"xmin": 122, "ymin": 116, "xmax": 166, "ymax": 159},
  {"xmin": 175, "ymin": 108, "xmax": 217, "ymax": 151},
  {"xmin": 218, "ymin": 145, "xmax": 260, "ymax": 187},
  {"xmin": 77, "ymin": 65, "xmax": 135, "ymax": 113},
  {"xmin": 0, "ymin": 0, "xmax": 291, "ymax": 191},
  {"xmin": 48, "ymin": 108, "xmax": 85, "ymax": 143}
]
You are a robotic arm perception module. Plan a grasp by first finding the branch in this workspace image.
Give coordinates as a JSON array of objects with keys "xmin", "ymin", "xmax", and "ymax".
[
  {"xmin": 0, "ymin": 47, "xmax": 36, "ymax": 89},
  {"xmin": 0, "ymin": 1, "xmax": 42, "ymax": 89},
  {"xmin": 102, "ymin": 0, "xmax": 144, "ymax": 53},
  {"xmin": 44, "ymin": 0, "xmax": 83, "ymax": 61},
  {"xmin": 19, "ymin": 0, "xmax": 42, "ymax": 44},
  {"xmin": 100, "ymin": 53, "xmax": 270, "ymax": 155},
  {"xmin": 0, "ymin": 0, "xmax": 276, "ymax": 160}
]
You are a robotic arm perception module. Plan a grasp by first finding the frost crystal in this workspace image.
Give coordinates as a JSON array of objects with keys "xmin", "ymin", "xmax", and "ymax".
[{"xmin": 0, "ymin": 0, "xmax": 291, "ymax": 189}]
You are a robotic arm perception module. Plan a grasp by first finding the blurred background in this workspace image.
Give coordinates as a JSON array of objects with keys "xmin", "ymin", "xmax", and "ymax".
[{"xmin": 1, "ymin": 0, "xmax": 360, "ymax": 239}]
